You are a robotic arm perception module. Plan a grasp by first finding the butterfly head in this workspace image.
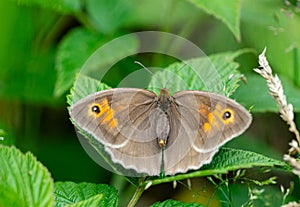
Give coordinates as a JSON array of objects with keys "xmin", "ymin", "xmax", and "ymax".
[{"xmin": 158, "ymin": 88, "xmax": 172, "ymax": 112}]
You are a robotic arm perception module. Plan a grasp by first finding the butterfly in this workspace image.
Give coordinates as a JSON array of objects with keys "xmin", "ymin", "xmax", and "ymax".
[{"xmin": 69, "ymin": 87, "xmax": 252, "ymax": 176}]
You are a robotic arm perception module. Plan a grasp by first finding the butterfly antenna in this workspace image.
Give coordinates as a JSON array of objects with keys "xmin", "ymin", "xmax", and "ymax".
[
  {"xmin": 135, "ymin": 60, "xmax": 189, "ymax": 90},
  {"xmin": 134, "ymin": 61, "xmax": 154, "ymax": 76}
]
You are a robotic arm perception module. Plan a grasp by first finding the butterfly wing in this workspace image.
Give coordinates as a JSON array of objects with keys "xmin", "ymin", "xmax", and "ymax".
[
  {"xmin": 164, "ymin": 91, "xmax": 252, "ymax": 175},
  {"xmin": 69, "ymin": 88, "xmax": 164, "ymax": 176}
]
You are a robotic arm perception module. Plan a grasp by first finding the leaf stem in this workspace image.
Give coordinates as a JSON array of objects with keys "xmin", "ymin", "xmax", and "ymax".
[
  {"xmin": 127, "ymin": 178, "xmax": 146, "ymax": 207},
  {"xmin": 144, "ymin": 168, "xmax": 228, "ymax": 187}
]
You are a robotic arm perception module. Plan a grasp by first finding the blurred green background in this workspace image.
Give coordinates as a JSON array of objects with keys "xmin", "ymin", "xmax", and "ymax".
[{"xmin": 0, "ymin": 0, "xmax": 300, "ymax": 206}]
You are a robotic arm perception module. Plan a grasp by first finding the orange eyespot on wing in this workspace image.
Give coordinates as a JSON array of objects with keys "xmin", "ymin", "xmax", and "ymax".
[
  {"xmin": 213, "ymin": 104, "xmax": 235, "ymax": 125},
  {"xmin": 88, "ymin": 99, "xmax": 118, "ymax": 128},
  {"xmin": 200, "ymin": 104, "xmax": 236, "ymax": 132},
  {"xmin": 220, "ymin": 108, "xmax": 234, "ymax": 124},
  {"xmin": 88, "ymin": 103, "xmax": 102, "ymax": 118}
]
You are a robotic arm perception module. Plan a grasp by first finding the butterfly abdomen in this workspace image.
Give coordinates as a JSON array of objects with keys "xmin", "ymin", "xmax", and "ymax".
[{"xmin": 155, "ymin": 111, "xmax": 170, "ymax": 147}]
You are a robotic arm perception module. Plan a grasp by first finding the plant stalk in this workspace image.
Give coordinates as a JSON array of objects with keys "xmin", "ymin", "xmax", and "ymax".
[{"xmin": 127, "ymin": 178, "xmax": 146, "ymax": 207}]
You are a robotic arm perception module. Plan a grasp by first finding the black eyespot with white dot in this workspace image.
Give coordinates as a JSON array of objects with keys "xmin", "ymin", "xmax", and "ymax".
[
  {"xmin": 91, "ymin": 105, "xmax": 101, "ymax": 114},
  {"xmin": 222, "ymin": 111, "xmax": 232, "ymax": 120}
]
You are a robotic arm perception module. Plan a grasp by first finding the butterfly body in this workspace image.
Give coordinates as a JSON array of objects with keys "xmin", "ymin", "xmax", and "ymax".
[
  {"xmin": 153, "ymin": 88, "xmax": 172, "ymax": 147},
  {"xmin": 70, "ymin": 88, "xmax": 252, "ymax": 176}
]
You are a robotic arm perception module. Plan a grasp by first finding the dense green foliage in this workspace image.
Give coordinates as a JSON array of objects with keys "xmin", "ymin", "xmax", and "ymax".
[{"xmin": 0, "ymin": 0, "xmax": 300, "ymax": 206}]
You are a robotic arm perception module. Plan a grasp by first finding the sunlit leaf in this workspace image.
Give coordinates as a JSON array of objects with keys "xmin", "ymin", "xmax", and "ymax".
[
  {"xmin": 10, "ymin": 0, "xmax": 82, "ymax": 13},
  {"xmin": 54, "ymin": 181, "xmax": 118, "ymax": 207},
  {"xmin": 55, "ymin": 28, "xmax": 138, "ymax": 97},
  {"xmin": 148, "ymin": 49, "xmax": 252, "ymax": 96},
  {"xmin": 151, "ymin": 199, "xmax": 204, "ymax": 207},
  {"xmin": 186, "ymin": 0, "xmax": 241, "ymax": 41},
  {"xmin": 86, "ymin": 0, "xmax": 131, "ymax": 33},
  {"xmin": 0, "ymin": 145, "xmax": 54, "ymax": 207},
  {"xmin": 145, "ymin": 148, "xmax": 289, "ymax": 187},
  {"xmin": 202, "ymin": 148, "xmax": 289, "ymax": 172}
]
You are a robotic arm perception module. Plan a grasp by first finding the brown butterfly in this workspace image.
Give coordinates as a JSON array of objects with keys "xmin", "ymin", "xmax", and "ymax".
[{"xmin": 69, "ymin": 87, "xmax": 252, "ymax": 176}]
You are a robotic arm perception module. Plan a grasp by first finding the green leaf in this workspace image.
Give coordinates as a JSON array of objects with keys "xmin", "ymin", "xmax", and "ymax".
[
  {"xmin": 240, "ymin": 0, "xmax": 300, "ymax": 83},
  {"xmin": 10, "ymin": 0, "xmax": 82, "ymax": 13},
  {"xmin": 54, "ymin": 181, "xmax": 118, "ymax": 207},
  {"xmin": 86, "ymin": 0, "xmax": 131, "ymax": 33},
  {"xmin": 55, "ymin": 28, "xmax": 108, "ymax": 97},
  {"xmin": 145, "ymin": 148, "xmax": 290, "ymax": 187},
  {"xmin": 186, "ymin": 0, "xmax": 241, "ymax": 41},
  {"xmin": 65, "ymin": 195, "xmax": 109, "ymax": 207},
  {"xmin": 202, "ymin": 148, "xmax": 289, "ymax": 171},
  {"xmin": 151, "ymin": 199, "xmax": 204, "ymax": 207},
  {"xmin": 55, "ymin": 28, "xmax": 138, "ymax": 97},
  {"xmin": 148, "ymin": 49, "xmax": 252, "ymax": 96},
  {"xmin": 232, "ymin": 73, "xmax": 300, "ymax": 112},
  {"xmin": 0, "ymin": 145, "xmax": 54, "ymax": 207}
]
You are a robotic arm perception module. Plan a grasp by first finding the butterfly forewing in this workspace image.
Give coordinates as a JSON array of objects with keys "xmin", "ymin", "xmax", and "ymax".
[
  {"xmin": 174, "ymin": 91, "xmax": 251, "ymax": 150},
  {"xmin": 70, "ymin": 88, "xmax": 165, "ymax": 175}
]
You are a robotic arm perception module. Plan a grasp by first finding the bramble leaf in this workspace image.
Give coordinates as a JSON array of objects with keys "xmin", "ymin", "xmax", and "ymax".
[
  {"xmin": 0, "ymin": 145, "xmax": 54, "ymax": 207},
  {"xmin": 54, "ymin": 181, "xmax": 118, "ymax": 207}
]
